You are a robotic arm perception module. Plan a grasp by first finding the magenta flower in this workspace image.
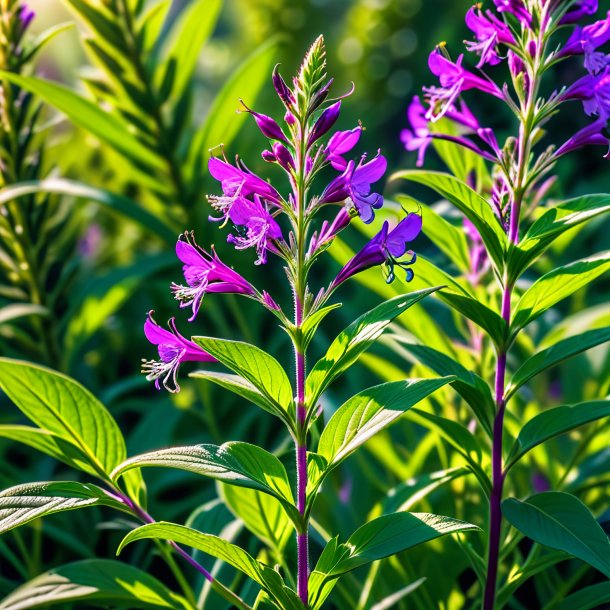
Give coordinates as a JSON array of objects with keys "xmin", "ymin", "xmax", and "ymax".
[
  {"xmin": 241, "ymin": 101, "xmax": 287, "ymax": 142},
  {"xmin": 332, "ymin": 214, "xmax": 422, "ymax": 287},
  {"xmin": 18, "ymin": 4, "xmax": 35, "ymax": 29},
  {"xmin": 561, "ymin": 0, "xmax": 598, "ymax": 24},
  {"xmin": 465, "ymin": 6, "xmax": 515, "ymax": 67},
  {"xmin": 142, "ymin": 312, "xmax": 216, "ymax": 392},
  {"xmin": 226, "ymin": 195, "xmax": 283, "ymax": 264},
  {"xmin": 307, "ymin": 208, "xmax": 351, "ymax": 255},
  {"xmin": 171, "ymin": 234, "xmax": 256, "ymax": 321},
  {"xmin": 424, "ymin": 50, "xmax": 504, "ymax": 121},
  {"xmin": 325, "ymin": 127, "xmax": 362, "ymax": 170},
  {"xmin": 560, "ymin": 11, "xmax": 610, "ymax": 74},
  {"xmin": 492, "ymin": 0, "xmax": 532, "ymax": 25},
  {"xmin": 401, "ymin": 97, "xmax": 432, "ymax": 167}
]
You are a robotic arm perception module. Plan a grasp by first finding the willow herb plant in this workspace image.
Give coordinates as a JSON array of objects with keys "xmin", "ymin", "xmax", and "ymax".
[
  {"xmin": 389, "ymin": 0, "xmax": 610, "ymax": 607},
  {"xmin": 0, "ymin": 37, "xmax": 478, "ymax": 610}
]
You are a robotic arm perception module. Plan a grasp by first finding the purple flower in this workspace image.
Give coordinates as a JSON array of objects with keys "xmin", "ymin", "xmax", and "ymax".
[
  {"xmin": 560, "ymin": 11, "xmax": 610, "ymax": 75},
  {"xmin": 556, "ymin": 118, "xmax": 610, "ymax": 157},
  {"xmin": 424, "ymin": 50, "xmax": 504, "ymax": 121},
  {"xmin": 350, "ymin": 153, "xmax": 387, "ymax": 223},
  {"xmin": 142, "ymin": 312, "xmax": 216, "ymax": 392},
  {"xmin": 561, "ymin": 0, "xmax": 598, "ymax": 25},
  {"xmin": 325, "ymin": 127, "xmax": 362, "ymax": 170},
  {"xmin": 18, "ymin": 4, "xmax": 35, "ymax": 29},
  {"xmin": 332, "ymin": 214, "xmax": 422, "ymax": 287},
  {"xmin": 563, "ymin": 65, "xmax": 610, "ymax": 119},
  {"xmin": 308, "ymin": 101, "xmax": 341, "ymax": 146},
  {"xmin": 492, "ymin": 0, "xmax": 532, "ymax": 25},
  {"xmin": 401, "ymin": 96, "xmax": 432, "ymax": 167},
  {"xmin": 465, "ymin": 6, "xmax": 515, "ymax": 67},
  {"xmin": 272, "ymin": 65, "xmax": 295, "ymax": 109},
  {"xmin": 226, "ymin": 195, "xmax": 283, "ymax": 264},
  {"xmin": 241, "ymin": 101, "xmax": 287, "ymax": 142},
  {"xmin": 208, "ymin": 157, "xmax": 282, "ymax": 218},
  {"xmin": 171, "ymin": 233, "xmax": 256, "ymax": 321},
  {"xmin": 308, "ymin": 207, "xmax": 351, "ymax": 255}
]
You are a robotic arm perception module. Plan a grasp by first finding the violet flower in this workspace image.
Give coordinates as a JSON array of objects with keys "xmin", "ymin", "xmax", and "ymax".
[
  {"xmin": 561, "ymin": 0, "xmax": 598, "ymax": 24},
  {"xmin": 559, "ymin": 11, "xmax": 610, "ymax": 74},
  {"xmin": 325, "ymin": 127, "xmax": 362, "ymax": 170},
  {"xmin": 142, "ymin": 312, "xmax": 217, "ymax": 393},
  {"xmin": 563, "ymin": 65, "xmax": 610, "ymax": 119},
  {"xmin": 332, "ymin": 214, "xmax": 422, "ymax": 287},
  {"xmin": 308, "ymin": 101, "xmax": 341, "ymax": 146},
  {"xmin": 226, "ymin": 195, "xmax": 284, "ymax": 264},
  {"xmin": 492, "ymin": 0, "xmax": 532, "ymax": 25},
  {"xmin": 401, "ymin": 96, "xmax": 432, "ymax": 167},
  {"xmin": 18, "ymin": 4, "xmax": 35, "ymax": 30},
  {"xmin": 556, "ymin": 117, "xmax": 610, "ymax": 157},
  {"xmin": 171, "ymin": 233, "xmax": 256, "ymax": 321},
  {"xmin": 465, "ymin": 6, "xmax": 516, "ymax": 67}
]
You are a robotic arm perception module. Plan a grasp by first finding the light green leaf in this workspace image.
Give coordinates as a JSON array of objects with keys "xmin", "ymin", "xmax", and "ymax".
[
  {"xmin": 0, "ymin": 559, "xmax": 192, "ymax": 610},
  {"xmin": 306, "ymin": 289, "xmax": 438, "ymax": 408},
  {"xmin": 503, "ymin": 492, "xmax": 610, "ymax": 577},
  {"xmin": 0, "ymin": 179, "xmax": 176, "ymax": 243},
  {"xmin": 158, "ymin": 0, "xmax": 222, "ymax": 101},
  {"xmin": 298, "ymin": 303, "xmax": 342, "ymax": 350},
  {"xmin": 191, "ymin": 337, "xmax": 294, "ymax": 428},
  {"xmin": 0, "ymin": 73, "xmax": 165, "ymax": 172},
  {"xmin": 511, "ymin": 252, "xmax": 610, "ymax": 334},
  {"xmin": 0, "ymin": 359, "xmax": 125, "ymax": 479},
  {"xmin": 22, "ymin": 22, "xmax": 74, "ymax": 64},
  {"xmin": 507, "ymin": 327, "xmax": 610, "ymax": 399},
  {"xmin": 505, "ymin": 401, "xmax": 610, "ymax": 471},
  {"xmin": 392, "ymin": 170, "xmax": 506, "ymax": 270},
  {"xmin": 0, "ymin": 482, "xmax": 125, "ymax": 535},
  {"xmin": 308, "ymin": 512, "xmax": 478, "ymax": 610}
]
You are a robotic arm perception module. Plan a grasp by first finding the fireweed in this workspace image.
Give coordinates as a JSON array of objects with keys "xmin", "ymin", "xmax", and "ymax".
[{"xmin": 396, "ymin": 0, "xmax": 610, "ymax": 608}]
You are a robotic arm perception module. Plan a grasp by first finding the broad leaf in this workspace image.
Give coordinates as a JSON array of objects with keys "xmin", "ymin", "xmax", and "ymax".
[
  {"xmin": 0, "ymin": 482, "xmax": 125, "ymax": 534},
  {"xmin": 191, "ymin": 337, "xmax": 294, "ymax": 427},
  {"xmin": 308, "ymin": 512, "xmax": 478, "ymax": 610},
  {"xmin": 505, "ymin": 401, "xmax": 610, "ymax": 471},
  {"xmin": 502, "ymin": 492, "xmax": 610, "ymax": 577},
  {"xmin": 0, "ymin": 559, "xmax": 191, "ymax": 609},
  {"xmin": 511, "ymin": 252, "xmax": 610, "ymax": 333},
  {"xmin": 392, "ymin": 170, "xmax": 506, "ymax": 270},
  {"xmin": 507, "ymin": 327, "xmax": 610, "ymax": 399},
  {"xmin": 306, "ymin": 289, "xmax": 438, "ymax": 407}
]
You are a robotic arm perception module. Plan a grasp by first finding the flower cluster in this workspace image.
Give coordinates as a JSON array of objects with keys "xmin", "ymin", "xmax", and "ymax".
[
  {"xmin": 143, "ymin": 37, "xmax": 422, "ymax": 392},
  {"xmin": 402, "ymin": 0, "xmax": 610, "ymax": 230}
]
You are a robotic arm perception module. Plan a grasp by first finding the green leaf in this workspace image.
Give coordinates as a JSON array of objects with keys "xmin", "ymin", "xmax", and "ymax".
[
  {"xmin": 306, "ymin": 289, "xmax": 438, "ymax": 408},
  {"xmin": 392, "ymin": 170, "xmax": 506, "ymax": 271},
  {"xmin": 511, "ymin": 252, "xmax": 610, "ymax": 333},
  {"xmin": 0, "ymin": 359, "xmax": 125, "ymax": 479},
  {"xmin": 298, "ymin": 303, "xmax": 342, "ymax": 350},
  {"xmin": 0, "ymin": 304, "xmax": 48, "ymax": 326},
  {"xmin": 509, "ymin": 194, "xmax": 610, "ymax": 282},
  {"xmin": 394, "ymin": 342, "xmax": 494, "ymax": 436},
  {"xmin": 555, "ymin": 583, "xmax": 610, "ymax": 610},
  {"xmin": 118, "ymin": 522, "xmax": 303, "ymax": 610},
  {"xmin": 111, "ymin": 442, "xmax": 298, "ymax": 523},
  {"xmin": 189, "ymin": 38, "xmax": 279, "ymax": 182},
  {"xmin": 308, "ymin": 512, "xmax": 478, "ymax": 610},
  {"xmin": 317, "ymin": 378, "xmax": 454, "ymax": 470},
  {"xmin": 0, "ymin": 73, "xmax": 166, "ymax": 172},
  {"xmin": 0, "ymin": 179, "xmax": 176, "ymax": 243},
  {"xmin": 159, "ymin": 0, "xmax": 222, "ymax": 101},
  {"xmin": 22, "ymin": 22, "xmax": 75, "ymax": 64},
  {"xmin": 0, "ymin": 559, "xmax": 192, "ymax": 609},
  {"xmin": 507, "ymin": 327, "xmax": 610, "ymax": 399},
  {"xmin": 505, "ymin": 401, "xmax": 610, "ymax": 471},
  {"xmin": 0, "ymin": 482, "xmax": 125, "ymax": 535},
  {"xmin": 221, "ymin": 484, "xmax": 293, "ymax": 551},
  {"xmin": 503, "ymin": 492, "xmax": 610, "ymax": 577},
  {"xmin": 191, "ymin": 337, "xmax": 294, "ymax": 428}
]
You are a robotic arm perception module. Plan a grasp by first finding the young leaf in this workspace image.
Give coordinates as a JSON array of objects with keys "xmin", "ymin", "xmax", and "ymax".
[
  {"xmin": 306, "ymin": 289, "xmax": 439, "ymax": 407},
  {"xmin": 506, "ymin": 327, "xmax": 610, "ymax": 399},
  {"xmin": 191, "ymin": 337, "xmax": 294, "ymax": 425},
  {"xmin": 511, "ymin": 252, "xmax": 610, "ymax": 334},
  {"xmin": 111, "ymin": 442, "xmax": 300, "ymax": 525},
  {"xmin": 502, "ymin": 492, "xmax": 610, "ymax": 578},
  {"xmin": 391, "ymin": 170, "xmax": 507, "ymax": 271},
  {"xmin": 505, "ymin": 400, "xmax": 610, "ymax": 471},
  {"xmin": 0, "ymin": 481, "xmax": 125, "ymax": 534},
  {"xmin": 308, "ymin": 512, "xmax": 478, "ymax": 610},
  {"xmin": 0, "ymin": 359, "xmax": 126, "ymax": 479},
  {"xmin": 0, "ymin": 559, "xmax": 192, "ymax": 610}
]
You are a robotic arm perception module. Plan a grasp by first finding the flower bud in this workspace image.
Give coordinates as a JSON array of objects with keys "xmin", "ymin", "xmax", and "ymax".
[{"xmin": 308, "ymin": 101, "xmax": 341, "ymax": 146}]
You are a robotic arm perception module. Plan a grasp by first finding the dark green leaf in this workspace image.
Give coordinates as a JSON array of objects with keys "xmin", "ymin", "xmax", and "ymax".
[{"xmin": 555, "ymin": 583, "xmax": 610, "ymax": 610}]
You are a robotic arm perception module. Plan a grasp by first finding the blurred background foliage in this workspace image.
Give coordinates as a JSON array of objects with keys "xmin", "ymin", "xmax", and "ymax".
[{"xmin": 0, "ymin": 0, "xmax": 608, "ymax": 608}]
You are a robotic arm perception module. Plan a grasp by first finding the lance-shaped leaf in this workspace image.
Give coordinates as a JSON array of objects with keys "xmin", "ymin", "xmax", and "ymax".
[
  {"xmin": 306, "ymin": 289, "xmax": 438, "ymax": 407},
  {"xmin": 308, "ymin": 512, "xmax": 478, "ymax": 610},
  {"xmin": 191, "ymin": 337, "xmax": 294, "ymax": 427},
  {"xmin": 509, "ymin": 194, "xmax": 610, "ymax": 282},
  {"xmin": 507, "ymin": 327, "xmax": 610, "ymax": 399},
  {"xmin": 317, "ymin": 378, "xmax": 454, "ymax": 471},
  {"xmin": 555, "ymin": 583, "xmax": 610, "ymax": 610},
  {"xmin": 111, "ymin": 442, "xmax": 300, "ymax": 526},
  {"xmin": 511, "ymin": 252, "xmax": 610, "ymax": 334},
  {"xmin": 392, "ymin": 170, "xmax": 507, "ymax": 270},
  {"xmin": 0, "ymin": 559, "xmax": 191, "ymax": 610},
  {"xmin": 0, "ymin": 482, "xmax": 125, "ymax": 535},
  {"xmin": 503, "ymin": 492, "xmax": 610, "ymax": 578},
  {"xmin": 118, "ymin": 522, "xmax": 303, "ymax": 610},
  {"xmin": 505, "ymin": 401, "xmax": 610, "ymax": 471},
  {"xmin": 0, "ymin": 359, "xmax": 126, "ymax": 479}
]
